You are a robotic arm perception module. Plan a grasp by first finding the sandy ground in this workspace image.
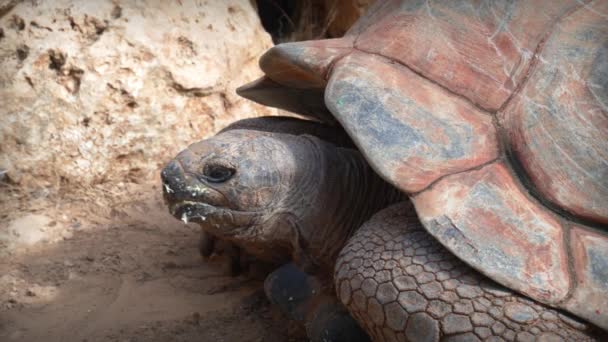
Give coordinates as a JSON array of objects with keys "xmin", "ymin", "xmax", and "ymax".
[{"xmin": 0, "ymin": 182, "xmax": 305, "ymax": 342}]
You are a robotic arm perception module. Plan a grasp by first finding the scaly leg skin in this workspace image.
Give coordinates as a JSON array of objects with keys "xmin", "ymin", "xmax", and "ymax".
[
  {"xmin": 335, "ymin": 202, "xmax": 604, "ymax": 342},
  {"xmin": 198, "ymin": 231, "xmax": 215, "ymax": 258},
  {"xmin": 265, "ymin": 263, "xmax": 370, "ymax": 342},
  {"xmin": 198, "ymin": 231, "xmax": 247, "ymax": 276}
]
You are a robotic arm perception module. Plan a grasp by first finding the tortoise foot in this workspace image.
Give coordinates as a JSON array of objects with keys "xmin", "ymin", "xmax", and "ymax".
[
  {"xmin": 264, "ymin": 263, "xmax": 317, "ymax": 321},
  {"xmin": 307, "ymin": 297, "xmax": 370, "ymax": 342},
  {"xmin": 265, "ymin": 263, "xmax": 369, "ymax": 341}
]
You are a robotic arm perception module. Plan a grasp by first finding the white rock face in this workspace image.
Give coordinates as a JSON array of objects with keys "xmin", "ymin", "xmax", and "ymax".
[
  {"xmin": 0, "ymin": 214, "xmax": 52, "ymax": 247},
  {"xmin": 0, "ymin": 0, "xmax": 275, "ymax": 187}
]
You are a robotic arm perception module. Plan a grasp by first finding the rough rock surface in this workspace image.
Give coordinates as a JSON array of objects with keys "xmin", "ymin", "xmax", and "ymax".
[{"xmin": 0, "ymin": 0, "xmax": 275, "ymax": 188}]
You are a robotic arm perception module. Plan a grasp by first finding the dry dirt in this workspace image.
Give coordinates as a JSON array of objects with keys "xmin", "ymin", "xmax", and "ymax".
[{"xmin": 0, "ymin": 182, "xmax": 305, "ymax": 342}]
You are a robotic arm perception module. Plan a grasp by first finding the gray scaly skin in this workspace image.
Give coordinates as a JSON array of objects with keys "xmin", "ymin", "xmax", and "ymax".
[
  {"xmin": 161, "ymin": 117, "xmax": 401, "ymax": 275},
  {"xmin": 336, "ymin": 202, "xmax": 602, "ymax": 341},
  {"xmin": 162, "ymin": 117, "xmax": 603, "ymax": 341}
]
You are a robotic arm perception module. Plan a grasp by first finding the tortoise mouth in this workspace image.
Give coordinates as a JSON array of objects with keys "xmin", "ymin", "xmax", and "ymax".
[
  {"xmin": 169, "ymin": 201, "xmax": 261, "ymax": 236},
  {"xmin": 170, "ymin": 201, "xmax": 216, "ymax": 223}
]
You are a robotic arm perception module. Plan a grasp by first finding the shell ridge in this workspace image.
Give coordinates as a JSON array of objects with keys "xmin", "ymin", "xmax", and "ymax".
[
  {"xmin": 496, "ymin": 0, "xmax": 594, "ymax": 114},
  {"xmin": 409, "ymin": 157, "xmax": 501, "ymax": 197}
]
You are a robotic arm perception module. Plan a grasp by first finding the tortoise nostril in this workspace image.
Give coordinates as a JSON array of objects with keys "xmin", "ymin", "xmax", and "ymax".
[
  {"xmin": 161, "ymin": 160, "xmax": 184, "ymax": 194},
  {"xmin": 160, "ymin": 169, "xmax": 171, "ymax": 187},
  {"xmin": 160, "ymin": 170, "xmax": 169, "ymax": 185}
]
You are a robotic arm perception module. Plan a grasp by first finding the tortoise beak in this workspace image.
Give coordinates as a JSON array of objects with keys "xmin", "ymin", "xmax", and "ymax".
[
  {"xmin": 161, "ymin": 160, "xmax": 184, "ymax": 197},
  {"xmin": 161, "ymin": 159, "xmax": 228, "ymax": 212},
  {"xmin": 160, "ymin": 157, "xmax": 259, "ymax": 232}
]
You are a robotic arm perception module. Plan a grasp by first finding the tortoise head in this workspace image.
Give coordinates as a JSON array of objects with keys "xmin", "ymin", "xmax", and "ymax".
[
  {"xmin": 160, "ymin": 120, "xmax": 402, "ymax": 268},
  {"xmin": 160, "ymin": 126, "xmax": 349, "ymax": 265},
  {"xmin": 161, "ymin": 129, "xmax": 301, "ymax": 239}
]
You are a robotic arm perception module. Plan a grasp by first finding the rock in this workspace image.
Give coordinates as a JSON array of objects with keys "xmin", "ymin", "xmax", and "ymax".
[
  {"xmin": 0, "ymin": 214, "xmax": 51, "ymax": 246},
  {"xmin": 0, "ymin": 0, "xmax": 275, "ymax": 188}
]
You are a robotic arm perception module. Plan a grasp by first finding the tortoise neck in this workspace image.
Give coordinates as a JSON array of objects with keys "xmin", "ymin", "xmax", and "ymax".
[{"xmin": 288, "ymin": 135, "xmax": 403, "ymax": 273}]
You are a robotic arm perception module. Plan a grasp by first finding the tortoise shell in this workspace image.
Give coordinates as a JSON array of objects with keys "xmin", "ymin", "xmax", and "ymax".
[{"xmin": 238, "ymin": 0, "xmax": 608, "ymax": 329}]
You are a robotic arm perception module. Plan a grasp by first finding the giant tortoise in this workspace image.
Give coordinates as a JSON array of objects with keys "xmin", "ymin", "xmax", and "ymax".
[{"xmin": 161, "ymin": 0, "xmax": 607, "ymax": 340}]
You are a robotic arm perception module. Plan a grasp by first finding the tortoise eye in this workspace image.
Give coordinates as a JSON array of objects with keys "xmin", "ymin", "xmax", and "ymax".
[{"xmin": 203, "ymin": 163, "xmax": 235, "ymax": 183}]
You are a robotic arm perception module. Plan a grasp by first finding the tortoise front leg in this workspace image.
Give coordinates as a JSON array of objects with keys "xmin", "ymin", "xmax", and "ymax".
[
  {"xmin": 198, "ymin": 230, "xmax": 248, "ymax": 276},
  {"xmin": 264, "ymin": 263, "xmax": 370, "ymax": 342},
  {"xmin": 335, "ymin": 202, "xmax": 603, "ymax": 342},
  {"xmin": 198, "ymin": 230, "xmax": 216, "ymax": 257}
]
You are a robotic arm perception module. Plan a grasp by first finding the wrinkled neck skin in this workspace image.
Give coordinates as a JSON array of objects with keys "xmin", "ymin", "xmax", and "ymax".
[{"xmin": 262, "ymin": 135, "xmax": 403, "ymax": 276}]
